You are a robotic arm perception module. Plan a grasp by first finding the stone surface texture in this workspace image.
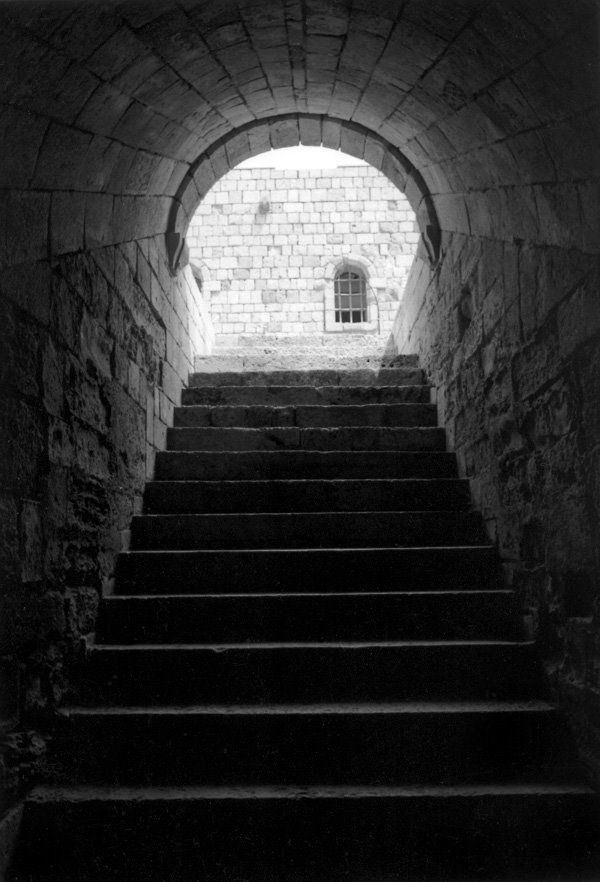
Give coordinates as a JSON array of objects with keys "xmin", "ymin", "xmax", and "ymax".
[
  {"xmin": 9, "ymin": 361, "xmax": 600, "ymax": 880},
  {"xmin": 188, "ymin": 165, "xmax": 418, "ymax": 343},
  {"xmin": 0, "ymin": 239, "xmax": 213, "ymax": 815},
  {"xmin": 0, "ymin": 0, "xmax": 598, "ymax": 842}
]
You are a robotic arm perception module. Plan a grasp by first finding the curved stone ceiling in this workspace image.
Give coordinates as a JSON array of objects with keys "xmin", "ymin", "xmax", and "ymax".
[{"xmin": 0, "ymin": 0, "xmax": 597, "ymax": 266}]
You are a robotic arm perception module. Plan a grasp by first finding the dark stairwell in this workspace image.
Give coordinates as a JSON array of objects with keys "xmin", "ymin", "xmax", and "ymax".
[
  {"xmin": 1, "ymin": 1, "xmax": 599, "ymax": 877},
  {"xmin": 8, "ymin": 353, "xmax": 600, "ymax": 880}
]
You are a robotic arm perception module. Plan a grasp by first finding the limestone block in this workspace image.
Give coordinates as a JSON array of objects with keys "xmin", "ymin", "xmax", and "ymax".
[
  {"xmin": 558, "ymin": 278, "xmax": 600, "ymax": 359},
  {"xmin": 270, "ymin": 117, "xmax": 300, "ymax": 149},
  {"xmin": 19, "ymin": 501, "xmax": 43, "ymax": 583},
  {"xmin": 578, "ymin": 181, "xmax": 600, "ymax": 254},
  {"xmin": 42, "ymin": 339, "xmax": 64, "ymax": 418},
  {"xmin": 0, "ymin": 106, "xmax": 48, "ymax": 189},
  {"xmin": 0, "ymin": 191, "xmax": 50, "ymax": 266},
  {"xmin": 33, "ymin": 123, "xmax": 92, "ymax": 190}
]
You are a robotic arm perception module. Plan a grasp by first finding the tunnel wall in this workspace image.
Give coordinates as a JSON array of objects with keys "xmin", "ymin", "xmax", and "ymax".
[
  {"xmin": 0, "ymin": 235, "xmax": 213, "ymax": 805},
  {"xmin": 394, "ymin": 190, "xmax": 600, "ymax": 778}
]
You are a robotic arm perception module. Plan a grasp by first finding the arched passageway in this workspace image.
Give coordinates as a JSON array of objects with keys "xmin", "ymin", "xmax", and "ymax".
[
  {"xmin": 187, "ymin": 149, "xmax": 420, "ymax": 346},
  {"xmin": 166, "ymin": 115, "xmax": 440, "ymax": 271},
  {"xmin": 0, "ymin": 0, "xmax": 599, "ymax": 814}
]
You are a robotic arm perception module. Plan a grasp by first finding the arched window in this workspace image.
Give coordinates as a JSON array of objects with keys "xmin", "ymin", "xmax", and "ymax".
[{"xmin": 334, "ymin": 269, "xmax": 368, "ymax": 324}]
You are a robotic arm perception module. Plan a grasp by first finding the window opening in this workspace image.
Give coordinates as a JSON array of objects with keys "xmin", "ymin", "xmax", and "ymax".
[{"xmin": 334, "ymin": 270, "xmax": 368, "ymax": 323}]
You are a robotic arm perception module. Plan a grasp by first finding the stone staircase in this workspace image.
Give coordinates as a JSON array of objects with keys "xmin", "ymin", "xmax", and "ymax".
[{"xmin": 9, "ymin": 357, "xmax": 600, "ymax": 880}]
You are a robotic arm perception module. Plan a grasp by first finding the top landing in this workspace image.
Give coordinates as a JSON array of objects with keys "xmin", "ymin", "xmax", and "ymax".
[{"xmin": 195, "ymin": 333, "xmax": 416, "ymax": 374}]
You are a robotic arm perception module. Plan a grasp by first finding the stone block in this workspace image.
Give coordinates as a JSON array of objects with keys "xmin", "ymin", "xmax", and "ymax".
[
  {"xmin": 558, "ymin": 277, "xmax": 600, "ymax": 359},
  {"xmin": 1, "ymin": 191, "xmax": 51, "ymax": 266},
  {"xmin": 0, "ymin": 260, "xmax": 52, "ymax": 327},
  {"xmin": 578, "ymin": 181, "xmax": 600, "ymax": 254},
  {"xmin": 123, "ymin": 151, "xmax": 165, "ymax": 196},
  {"xmin": 19, "ymin": 500, "xmax": 43, "ymax": 583},
  {"xmin": 42, "ymin": 338, "xmax": 64, "ymax": 418},
  {"xmin": 84, "ymin": 193, "xmax": 115, "ymax": 250},
  {"xmin": 511, "ymin": 329, "xmax": 561, "ymax": 402},
  {"xmin": 533, "ymin": 183, "xmax": 580, "ymax": 249},
  {"xmin": 33, "ymin": 123, "xmax": 93, "ymax": 190},
  {"xmin": 79, "ymin": 309, "xmax": 113, "ymax": 379},
  {"xmin": 269, "ymin": 118, "xmax": 299, "ymax": 150},
  {"xmin": 225, "ymin": 130, "xmax": 251, "ymax": 168},
  {"xmin": 435, "ymin": 193, "xmax": 470, "ymax": 235},
  {"xmin": 0, "ymin": 106, "xmax": 48, "ymax": 189},
  {"xmin": 50, "ymin": 192, "xmax": 86, "ymax": 256},
  {"xmin": 298, "ymin": 115, "xmax": 321, "ymax": 147}
]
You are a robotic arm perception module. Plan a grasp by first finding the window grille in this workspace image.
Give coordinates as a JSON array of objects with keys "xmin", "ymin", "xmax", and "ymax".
[{"xmin": 334, "ymin": 270, "xmax": 367, "ymax": 323}]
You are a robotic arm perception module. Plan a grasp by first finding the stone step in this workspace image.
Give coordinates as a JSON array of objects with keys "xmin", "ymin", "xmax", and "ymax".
[
  {"xmin": 155, "ymin": 450, "xmax": 457, "ymax": 480},
  {"xmin": 12, "ymin": 784, "xmax": 600, "ymax": 880},
  {"xmin": 144, "ymin": 478, "xmax": 472, "ymax": 514},
  {"xmin": 114, "ymin": 546, "xmax": 500, "ymax": 595},
  {"xmin": 166, "ymin": 425, "xmax": 446, "ymax": 451},
  {"xmin": 173, "ymin": 403, "xmax": 438, "ymax": 428},
  {"xmin": 196, "ymin": 346, "xmax": 418, "ymax": 371},
  {"xmin": 181, "ymin": 384, "xmax": 431, "ymax": 406},
  {"xmin": 96, "ymin": 591, "xmax": 521, "ymax": 644},
  {"xmin": 81, "ymin": 641, "xmax": 548, "ymax": 705},
  {"xmin": 130, "ymin": 511, "xmax": 488, "ymax": 550},
  {"xmin": 188, "ymin": 367, "xmax": 425, "ymax": 387},
  {"xmin": 53, "ymin": 702, "xmax": 577, "ymax": 787}
]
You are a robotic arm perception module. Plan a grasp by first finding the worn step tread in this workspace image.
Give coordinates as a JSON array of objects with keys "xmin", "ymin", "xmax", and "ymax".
[
  {"xmin": 181, "ymin": 384, "xmax": 431, "ymax": 405},
  {"xmin": 130, "ymin": 510, "xmax": 488, "ymax": 549},
  {"xmin": 144, "ymin": 477, "xmax": 471, "ymax": 513},
  {"xmin": 91, "ymin": 639, "xmax": 532, "ymax": 650},
  {"xmin": 188, "ymin": 368, "xmax": 426, "ymax": 387},
  {"xmin": 96, "ymin": 590, "xmax": 520, "ymax": 643},
  {"xmin": 166, "ymin": 425, "xmax": 446, "ymax": 451},
  {"xmin": 82, "ymin": 640, "xmax": 547, "ymax": 703},
  {"xmin": 114, "ymin": 545, "xmax": 500, "ymax": 594},
  {"xmin": 61, "ymin": 699, "xmax": 556, "ymax": 716},
  {"xmin": 30, "ymin": 781, "xmax": 596, "ymax": 801},
  {"xmin": 155, "ymin": 449, "xmax": 457, "ymax": 479},
  {"xmin": 173, "ymin": 403, "xmax": 438, "ymax": 429},
  {"xmin": 105, "ymin": 588, "xmax": 511, "ymax": 599}
]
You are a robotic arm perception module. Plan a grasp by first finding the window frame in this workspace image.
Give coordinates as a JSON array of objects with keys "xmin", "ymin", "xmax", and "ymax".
[
  {"xmin": 324, "ymin": 258, "xmax": 377, "ymax": 333},
  {"xmin": 333, "ymin": 268, "xmax": 368, "ymax": 325}
]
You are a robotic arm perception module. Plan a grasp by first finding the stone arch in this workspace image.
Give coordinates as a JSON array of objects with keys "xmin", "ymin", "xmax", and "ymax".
[{"xmin": 166, "ymin": 115, "xmax": 440, "ymax": 274}]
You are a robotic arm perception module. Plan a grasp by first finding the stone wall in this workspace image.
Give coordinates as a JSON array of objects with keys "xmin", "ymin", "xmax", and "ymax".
[
  {"xmin": 188, "ymin": 166, "xmax": 418, "ymax": 345},
  {"xmin": 394, "ymin": 235, "xmax": 600, "ymax": 778},
  {"xmin": 0, "ymin": 239, "xmax": 213, "ymax": 806}
]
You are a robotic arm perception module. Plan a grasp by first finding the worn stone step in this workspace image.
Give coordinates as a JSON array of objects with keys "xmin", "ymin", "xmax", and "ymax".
[
  {"xmin": 96, "ymin": 591, "xmax": 521, "ymax": 644},
  {"xmin": 188, "ymin": 367, "xmax": 426, "ymax": 387},
  {"xmin": 166, "ymin": 425, "xmax": 446, "ymax": 451},
  {"xmin": 130, "ymin": 511, "xmax": 488, "ymax": 550},
  {"xmin": 114, "ymin": 546, "xmax": 500, "ymax": 595},
  {"xmin": 194, "ymin": 349, "xmax": 419, "ymax": 372},
  {"xmin": 81, "ymin": 641, "xmax": 548, "ymax": 705},
  {"xmin": 12, "ymin": 784, "xmax": 600, "ymax": 880},
  {"xmin": 181, "ymin": 384, "xmax": 431, "ymax": 406},
  {"xmin": 53, "ymin": 702, "xmax": 577, "ymax": 787},
  {"xmin": 173, "ymin": 403, "xmax": 438, "ymax": 429},
  {"xmin": 155, "ymin": 449, "xmax": 457, "ymax": 480},
  {"xmin": 144, "ymin": 478, "xmax": 472, "ymax": 514}
]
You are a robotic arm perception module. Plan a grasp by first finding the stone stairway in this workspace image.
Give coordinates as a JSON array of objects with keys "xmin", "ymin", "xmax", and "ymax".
[{"xmin": 9, "ymin": 357, "xmax": 600, "ymax": 881}]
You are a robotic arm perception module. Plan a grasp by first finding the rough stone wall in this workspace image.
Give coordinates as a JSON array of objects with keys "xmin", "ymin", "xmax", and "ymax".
[
  {"xmin": 188, "ymin": 166, "xmax": 418, "ymax": 345},
  {"xmin": 394, "ymin": 235, "xmax": 600, "ymax": 777},
  {"xmin": 0, "ymin": 240, "xmax": 213, "ymax": 806}
]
